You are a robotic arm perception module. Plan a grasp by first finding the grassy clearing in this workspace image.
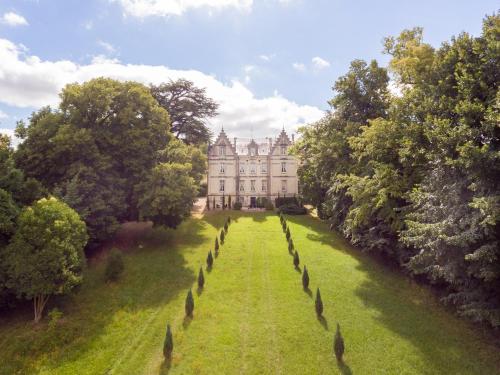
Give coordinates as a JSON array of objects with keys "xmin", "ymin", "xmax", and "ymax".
[{"xmin": 0, "ymin": 211, "xmax": 498, "ymax": 374}]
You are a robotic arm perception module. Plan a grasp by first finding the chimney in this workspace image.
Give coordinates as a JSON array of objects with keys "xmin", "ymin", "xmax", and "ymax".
[{"xmin": 233, "ymin": 137, "xmax": 237, "ymax": 147}]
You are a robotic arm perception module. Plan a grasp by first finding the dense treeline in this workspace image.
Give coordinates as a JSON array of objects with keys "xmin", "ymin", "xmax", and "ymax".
[
  {"xmin": 293, "ymin": 15, "xmax": 499, "ymax": 327},
  {"xmin": 0, "ymin": 78, "xmax": 212, "ymax": 321}
]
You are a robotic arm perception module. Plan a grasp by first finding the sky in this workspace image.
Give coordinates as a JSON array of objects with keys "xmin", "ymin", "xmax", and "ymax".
[{"xmin": 0, "ymin": 0, "xmax": 497, "ymax": 141}]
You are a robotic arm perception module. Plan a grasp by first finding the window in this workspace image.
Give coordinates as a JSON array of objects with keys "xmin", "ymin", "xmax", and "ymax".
[
  {"xmin": 281, "ymin": 162, "xmax": 287, "ymax": 173},
  {"xmin": 250, "ymin": 180, "xmax": 256, "ymax": 192},
  {"xmin": 219, "ymin": 180, "xmax": 225, "ymax": 192},
  {"xmin": 250, "ymin": 164, "xmax": 256, "ymax": 174},
  {"xmin": 281, "ymin": 146, "xmax": 287, "ymax": 155},
  {"xmin": 239, "ymin": 165, "xmax": 245, "ymax": 174},
  {"xmin": 261, "ymin": 164, "xmax": 267, "ymax": 173},
  {"xmin": 261, "ymin": 180, "xmax": 267, "ymax": 191},
  {"xmin": 219, "ymin": 163, "xmax": 225, "ymax": 174},
  {"xmin": 239, "ymin": 181, "xmax": 245, "ymax": 192},
  {"xmin": 250, "ymin": 148, "xmax": 256, "ymax": 156},
  {"xmin": 281, "ymin": 180, "xmax": 287, "ymax": 192},
  {"xmin": 219, "ymin": 145, "xmax": 226, "ymax": 156}
]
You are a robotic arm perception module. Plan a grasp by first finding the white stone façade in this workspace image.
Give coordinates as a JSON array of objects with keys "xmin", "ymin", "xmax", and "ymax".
[{"xmin": 207, "ymin": 128, "xmax": 298, "ymax": 207}]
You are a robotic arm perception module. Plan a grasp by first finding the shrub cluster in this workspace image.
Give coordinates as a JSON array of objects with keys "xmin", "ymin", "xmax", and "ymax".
[{"xmin": 104, "ymin": 249, "xmax": 125, "ymax": 282}]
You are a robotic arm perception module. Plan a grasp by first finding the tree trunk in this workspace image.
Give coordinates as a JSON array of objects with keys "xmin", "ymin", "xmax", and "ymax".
[{"xmin": 33, "ymin": 294, "xmax": 49, "ymax": 323}]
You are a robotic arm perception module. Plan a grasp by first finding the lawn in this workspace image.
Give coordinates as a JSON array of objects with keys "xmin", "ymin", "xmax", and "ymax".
[{"xmin": 0, "ymin": 211, "xmax": 498, "ymax": 374}]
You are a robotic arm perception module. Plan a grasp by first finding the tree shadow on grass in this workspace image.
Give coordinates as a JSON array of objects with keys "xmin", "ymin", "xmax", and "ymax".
[
  {"xmin": 0, "ymin": 219, "xmax": 209, "ymax": 374},
  {"xmin": 159, "ymin": 357, "xmax": 172, "ymax": 375},
  {"xmin": 182, "ymin": 315, "xmax": 192, "ymax": 330},
  {"xmin": 317, "ymin": 315, "xmax": 329, "ymax": 331},
  {"xmin": 286, "ymin": 214, "xmax": 500, "ymax": 374},
  {"xmin": 303, "ymin": 287, "xmax": 313, "ymax": 298},
  {"xmin": 196, "ymin": 287, "xmax": 204, "ymax": 297},
  {"xmin": 337, "ymin": 360, "xmax": 353, "ymax": 375}
]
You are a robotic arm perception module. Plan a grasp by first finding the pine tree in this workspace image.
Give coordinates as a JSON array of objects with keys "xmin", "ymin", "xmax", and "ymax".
[
  {"xmin": 213, "ymin": 197, "xmax": 215, "ymax": 210},
  {"xmin": 227, "ymin": 216, "xmax": 231, "ymax": 224},
  {"xmin": 206, "ymin": 196, "xmax": 210, "ymax": 210},
  {"xmin": 222, "ymin": 194, "xmax": 226, "ymax": 210},
  {"xmin": 185, "ymin": 289, "xmax": 194, "ymax": 317},
  {"xmin": 220, "ymin": 229, "xmax": 225, "ymax": 244},
  {"xmin": 302, "ymin": 265, "xmax": 309, "ymax": 289},
  {"xmin": 282, "ymin": 220, "xmax": 287, "ymax": 232},
  {"xmin": 198, "ymin": 267, "xmax": 205, "ymax": 289},
  {"xmin": 224, "ymin": 221, "xmax": 228, "ymax": 234},
  {"xmin": 228, "ymin": 195, "xmax": 232, "ymax": 209},
  {"xmin": 315, "ymin": 287, "xmax": 323, "ymax": 316},
  {"xmin": 288, "ymin": 239, "xmax": 294, "ymax": 253},
  {"xmin": 286, "ymin": 227, "xmax": 291, "ymax": 242},
  {"xmin": 207, "ymin": 250, "xmax": 214, "ymax": 268},
  {"xmin": 293, "ymin": 250, "xmax": 300, "ymax": 268},
  {"xmin": 334, "ymin": 323, "xmax": 345, "ymax": 362},
  {"xmin": 163, "ymin": 324, "xmax": 173, "ymax": 358},
  {"xmin": 214, "ymin": 237, "xmax": 219, "ymax": 252}
]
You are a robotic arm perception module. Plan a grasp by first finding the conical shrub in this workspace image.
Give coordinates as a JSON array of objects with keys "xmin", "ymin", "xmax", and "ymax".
[
  {"xmin": 288, "ymin": 239, "xmax": 294, "ymax": 253},
  {"xmin": 282, "ymin": 220, "xmax": 287, "ymax": 232},
  {"xmin": 163, "ymin": 324, "xmax": 173, "ymax": 358},
  {"xmin": 198, "ymin": 267, "xmax": 205, "ymax": 289},
  {"xmin": 185, "ymin": 289, "xmax": 194, "ymax": 317},
  {"xmin": 302, "ymin": 265, "xmax": 309, "ymax": 289},
  {"xmin": 224, "ymin": 221, "xmax": 228, "ymax": 234},
  {"xmin": 334, "ymin": 323, "xmax": 345, "ymax": 362},
  {"xmin": 220, "ymin": 229, "xmax": 225, "ymax": 244},
  {"xmin": 214, "ymin": 237, "xmax": 219, "ymax": 252},
  {"xmin": 315, "ymin": 287, "xmax": 323, "ymax": 316},
  {"xmin": 207, "ymin": 250, "xmax": 214, "ymax": 268},
  {"xmin": 293, "ymin": 250, "xmax": 300, "ymax": 268},
  {"xmin": 286, "ymin": 227, "xmax": 291, "ymax": 242},
  {"xmin": 227, "ymin": 216, "xmax": 231, "ymax": 224}
]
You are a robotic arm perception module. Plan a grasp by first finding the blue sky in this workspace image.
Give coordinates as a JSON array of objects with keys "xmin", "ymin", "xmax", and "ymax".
[{"xmin": 0, "ymin": 0, "xmax": 497, "ymax": 139}]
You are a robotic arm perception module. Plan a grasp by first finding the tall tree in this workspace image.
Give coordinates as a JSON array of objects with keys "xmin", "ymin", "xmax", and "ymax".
[{"xmin": 151, "ymin": 79, "xmax": 218, "ymax": 145}]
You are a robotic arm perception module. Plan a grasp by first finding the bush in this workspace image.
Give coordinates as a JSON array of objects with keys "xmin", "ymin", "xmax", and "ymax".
[
  {"xmin": 302, "ymin": 265, "xmax": 309, "ymax": 289},
  {"xmin": 198, "ymin": 182, "xmax": 207, "ymax": 197},
  {"xmin": 220, "ymin": 229, "xmax": 225, "ymax": 244},
  {"xmin": 185, "ymin": 289, "xmax": 194, "ymax": 317},
  {"xmin": 214, "ymin": 237, "xmax": 219, "ymax": 252},
  {"xmin": 293, "ymin": 250, "xmax": 300, "ymax": 268},
  {"xmin": 275, "ymin": 196, "xmax": 299, "ymax": 208},
  {"xmin": 265, "ymin": 201, "xmax": 274, "ymax": 210},
  {"xmin": 48, "ymin": 308, "xmax": 63, "ymax": 330},
  {"xmin": 288, "ymin": 239, "xmax": 294, "ymax": 253},
  {"xmin": 278, "ymin": 203, "xmax": 307, "ymax": 215},
  {"xmin": 104, "ymin": 249, "xmax": 125, "ymax": 282},
  {"xmin": 198, "ymin": 267, "xmax": 205, "ymax": 289},
  {"xmin": 315, "ymin": 288, "xmax": 323, "ymax": 316},
  {"xmin": 143, "ymin": 226, "xmax": 173, "ymax": 247},
  {"xmin": 334, "ymin": 323, "xmax": 345, "ymax": 362},
  {"xmin": 207, "ymin": 250, "xmax": 214, "ymax": 268},
  {"xmin": 233, "ymin": 201, "xmax": 242, "ymax": 210},
  {"xmin": 164, "ymin": 324, "xmax": 173, "ymax": 358}
]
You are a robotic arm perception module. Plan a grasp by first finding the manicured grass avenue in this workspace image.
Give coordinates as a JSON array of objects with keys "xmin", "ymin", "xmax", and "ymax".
[{"xmin": 0, "ymin": 212, "xmax": 498, "ymax": 374}]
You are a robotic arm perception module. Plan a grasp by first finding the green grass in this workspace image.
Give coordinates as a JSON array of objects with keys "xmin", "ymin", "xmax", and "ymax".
[{"xmin": 0, "ymin": 211, "xmax": 499, "ymax": 374}]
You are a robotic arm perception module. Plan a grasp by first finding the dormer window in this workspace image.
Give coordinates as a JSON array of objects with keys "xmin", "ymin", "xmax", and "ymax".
[
  {"xmin": 250, "ymin": 148, "xmax": 256, "ymax": 156},
  {"xmin": 281, "ymin": 146, "xmax": 287, "ymax": 155},
  {"xmin": 219, "ymin": 145, "xmax": 226, "ymax": 156}
]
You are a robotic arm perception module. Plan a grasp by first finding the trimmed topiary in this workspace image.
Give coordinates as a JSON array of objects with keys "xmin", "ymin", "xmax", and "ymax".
[
  {"xmin": 207, "ymin": 250, "xmax": 214, "ymax": 268},
  {"xmin": 288, "ymin": 239, "xmax": 294, "ymax": 253},
  {"xmin": 104, "ymin": 248, "xmax": 125, "ymax": 282},
  {"xmin": 334, "ymin": 323, "xmax": 345, "ymax": 362},
  {"xmin": 282, "ymin": 220, "xmax": 287, "ymax": 232},
  {"xmin": 163, "ymin": 324, "xmax": 173, "ymax": 358},
  {"xmin": 212, "ymin": 197, "xmax": 216, "ymax": 210},
  {"xmin": 214, "ymin": 237, "xmax": 219, "ymax": 252},
  {"xmin": 302, "ymin": 265, "xmax": 309, "ymax": 289},
  {"xmin": 224, "ymin": 221, "xmax": 228, "ymax": 234},
  {"xmin": 227, "ymin": 216, "xmax": 231, "ymax": 224},
  {"xmin": 315, "ymin": 287, "xmax": 323, "ymax": 316},
  {"xmin": 286, "ymin": 227, "xmax": 291, "ymax": 242},
  {"xmin": 206, "ymin": 197, "xmax": 210, "ymax": 211},
  {"xmin": 293, "ymin": 250, "xmax": 300, "ymax": 268},
  {"xmin": 198, "ymin": 267, "xmax": 205, "ymax": 289},
  {"xmin": 220, "ymin": 229, "xmax": 225, "ymax": 244},
  {"xmin": 228, "ymin": 195, "xmax": 232, "ymax": 209},
  {"xmin": 222, "ymin": 195, "xmax": 226, "ymax": 210},
  {"xmin": 185, "ymin": 289, "xmax": 194, "ymax": 317}
]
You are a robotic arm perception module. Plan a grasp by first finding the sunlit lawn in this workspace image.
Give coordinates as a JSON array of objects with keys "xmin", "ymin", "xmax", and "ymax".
[{"xmin": 0, "ymin": 211, "xmax": 498, "ymax": 374}]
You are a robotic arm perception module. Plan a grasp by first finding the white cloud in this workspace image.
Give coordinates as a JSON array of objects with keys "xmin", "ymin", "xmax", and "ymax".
[
  {"xmin": 292, "ymin": 62, "xmax": 306, "ymax": 72},
  {"xmin": 0, "ymin": 38, "xmax": 323, "ymax": 138},
  {"xmin": 98, "ymin": 40, "xmax": 117, "ymax": 54},
  {"xmin": 1, "ymin": 12, "xmax": 29, "ymax": 26},
  {"xmin": 259, "ymin": 54, "xmax": 275, "ymax": 62},
  {"xmin": 84, "ymin": 20, "xmax": 94, "ymax": 30},
  {"xmin": 111, "ymin": 0, "xmax": 254, "ymax": 17},
  {"xmin": 0, "ymin": 110, "xmax": 8, "ymax": 119},
  {"xmin": 311, "ymin": 56, "xmax": 330, "ymax": 70}
]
